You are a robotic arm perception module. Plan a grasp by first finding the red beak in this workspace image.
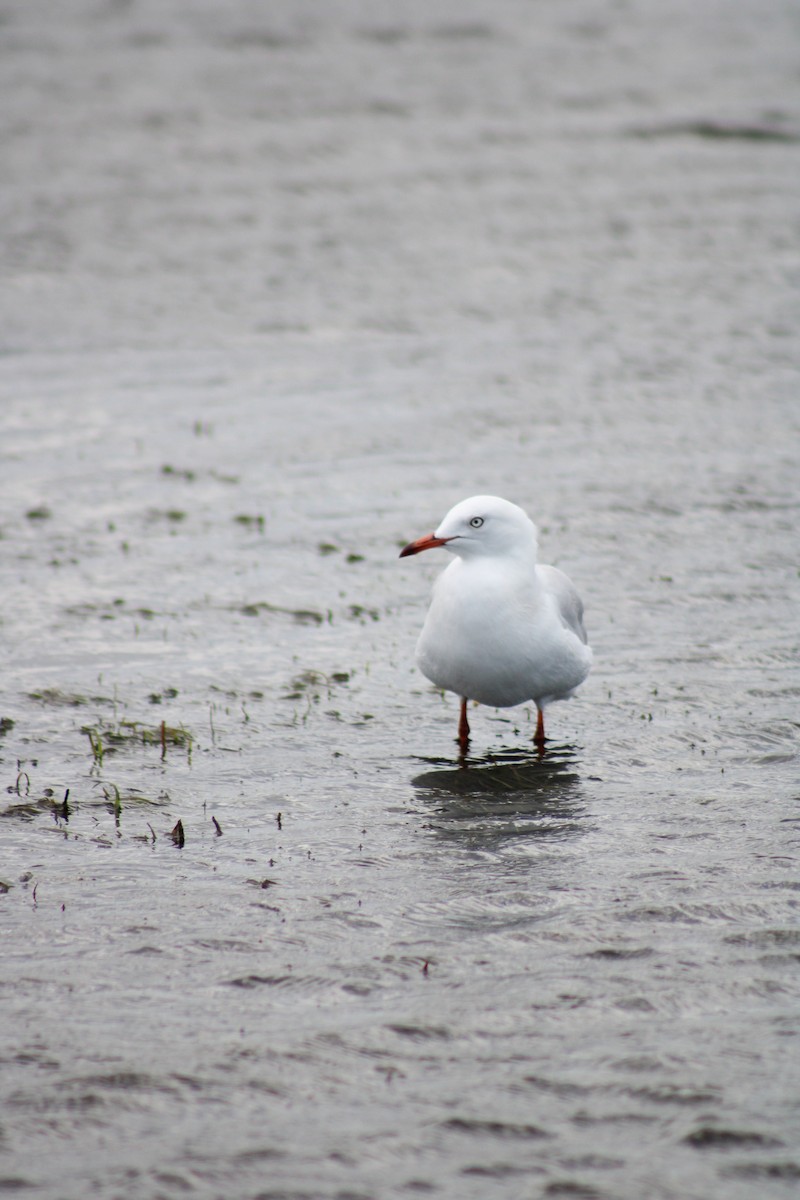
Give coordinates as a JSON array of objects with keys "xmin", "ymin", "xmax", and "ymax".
[{"xmin": 399, "ymin": 533, "xmax": 451, "ymax": 558}]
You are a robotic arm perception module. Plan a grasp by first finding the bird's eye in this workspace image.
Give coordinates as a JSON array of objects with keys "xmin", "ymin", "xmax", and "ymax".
[{"xmin": 469, "ymin": 517, "xmax": 484, "ymax": 528}]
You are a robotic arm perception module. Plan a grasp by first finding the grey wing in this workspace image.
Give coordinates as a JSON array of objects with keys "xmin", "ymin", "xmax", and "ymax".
[{"xmin": 537, "ymin": 564, "xmax": 589, "ymax": 645}]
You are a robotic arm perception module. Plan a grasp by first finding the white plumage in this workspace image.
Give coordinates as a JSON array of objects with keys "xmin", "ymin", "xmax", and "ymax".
[{"xmin": 400, "ymin": 495, "xmax": 592, "ymax": 749}]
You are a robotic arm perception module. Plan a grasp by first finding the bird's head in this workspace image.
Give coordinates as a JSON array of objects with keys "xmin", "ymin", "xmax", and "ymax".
[{"xmin": 399, "ymin": 495, "xmax": 538, "ymax": 561}]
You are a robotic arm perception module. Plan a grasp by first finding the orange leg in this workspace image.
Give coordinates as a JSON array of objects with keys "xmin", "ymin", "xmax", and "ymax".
[
  {"xmin": 458, "ymin": 697, "xmax": 470, "ymax": 752},
  {"xmin": 534, "ymin": 706, "xmax": 545, "ymax": 751}
]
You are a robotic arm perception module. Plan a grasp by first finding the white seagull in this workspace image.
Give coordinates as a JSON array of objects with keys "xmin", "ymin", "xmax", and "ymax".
[{"xmin": 400, "ymin": 495, "xmax": 592, "ymax": 752}]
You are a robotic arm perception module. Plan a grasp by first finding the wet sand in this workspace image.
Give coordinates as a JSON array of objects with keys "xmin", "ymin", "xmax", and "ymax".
[{"xmin": 1, "ymin": 2, "xmax": 799, "ymax": 1198}]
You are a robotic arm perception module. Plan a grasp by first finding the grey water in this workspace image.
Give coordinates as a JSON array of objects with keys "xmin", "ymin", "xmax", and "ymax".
[{"xmin": 1, "ymin": 2, "xmax": 799, "ymax": 1198}]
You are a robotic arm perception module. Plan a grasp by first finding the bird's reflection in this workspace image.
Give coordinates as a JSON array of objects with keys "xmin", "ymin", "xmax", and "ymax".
[{"xmin": 411, "ymin": 743, "xmax": 587, "ymax": 846}]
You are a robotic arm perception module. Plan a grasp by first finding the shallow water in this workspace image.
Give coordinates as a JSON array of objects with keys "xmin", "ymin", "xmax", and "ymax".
[{"xmin": 1, "ymin": 2, "xmax": 799, "ymax": 1198}]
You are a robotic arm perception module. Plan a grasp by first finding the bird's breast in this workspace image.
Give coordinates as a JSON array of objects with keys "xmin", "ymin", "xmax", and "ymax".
[{"xmin": 415, "ymin": 560, "xmax": 552, "ymax": 706}]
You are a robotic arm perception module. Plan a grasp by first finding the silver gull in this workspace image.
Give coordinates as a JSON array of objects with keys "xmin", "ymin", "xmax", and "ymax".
[{"xmin": 400, "ymin": 495, "xmax": 592, "ymax": 751}]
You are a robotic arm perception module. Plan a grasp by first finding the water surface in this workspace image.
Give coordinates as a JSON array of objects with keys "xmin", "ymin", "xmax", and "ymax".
[{"xmin": 1, "ymin": 2, "xmax": 798, "ymax": 1198}]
